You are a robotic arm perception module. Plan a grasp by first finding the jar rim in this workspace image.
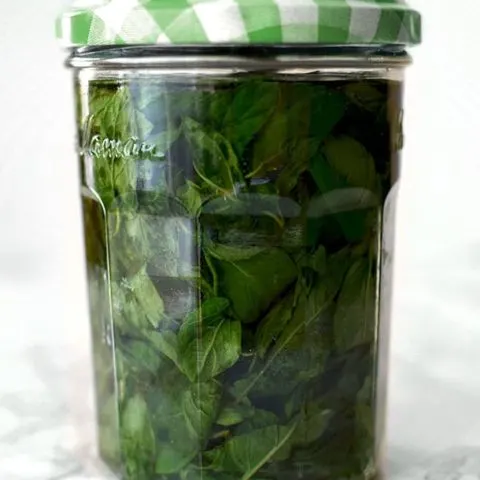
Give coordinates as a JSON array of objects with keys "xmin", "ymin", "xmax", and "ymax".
[{"xmin": 68, "ymin": 44, "xmax": 412, "ymax": 70}]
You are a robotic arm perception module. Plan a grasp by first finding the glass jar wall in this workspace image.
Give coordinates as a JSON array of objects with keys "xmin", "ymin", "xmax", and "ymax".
[{"xmin": 72, "ymin": 47, "xmax": 407, "ymax": 480}]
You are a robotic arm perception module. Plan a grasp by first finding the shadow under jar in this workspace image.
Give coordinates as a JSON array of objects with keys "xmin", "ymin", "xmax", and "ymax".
[{"xmin": 59, "ymin": 1, "xmax": 421, "ymax": 479}]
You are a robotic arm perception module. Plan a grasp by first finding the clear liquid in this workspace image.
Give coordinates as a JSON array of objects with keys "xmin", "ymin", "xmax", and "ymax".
[{"xmin": 79, "ymin": 73, "xmax": 402, "ymax": 480}]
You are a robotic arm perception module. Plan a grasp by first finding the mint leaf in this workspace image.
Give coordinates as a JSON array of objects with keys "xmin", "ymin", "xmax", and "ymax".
[
  {"xmin": 276, "ymin": 138, "xmax": 321, "ymax": 195},
  {"xmin": 290, "ymin": 402, "xmax": 333, "ymax": 446},
  {"xmin": 217, "ymin": 405, "xmax": 255, "ymax": 427},
  {"xmin": 205, "ymin": 241, "xmax": 267, "ymax": 263},
  {"xmin": 151, "ymin": 379, "xmax": 219, "ymax": 474},
  {"xmin": 182, "ymin": 297, "xmax": 231, "ymax": 329},
  {"xmin": 235, "ymin": 409, "xmax": 279, "ymax": 435},
  {"xmin": 334, "ymin": 257, "xmax": 376, "ymax": 352},
  {"xmin": 183, "ymin": 118, "xmax": 242, "ymax": 194},
  {"xmin": 120, "ymin": 395, "xmax": 156, "ymax": 479},
  {"xmin": 155, "ymin": 444, "xmax": 196, "ymax": 475},
  {"xmin": 223, "ymin": 81, "xmax": 278, "ymax": 157},
  {"xmin": 234, "ymin": 279, "xmax": 333, "ymax": 401},
  {"xmin": 177, "ymin": 181, "xmax": 203, "ymax": 216},
  {"xmin": 110, "ymin": 269, "xmax": 165, "ymax": 334},
  {"xmin": 309, "ymin": 151, "xmax": 378, "ymax": 242},
  {"xmin": 149, "ymin": 330, "xmax": 181, "ymax": 371},
  {"xmin": 129, "ymin": 268, "xmax": 165, "ymax": 326},
  {"xmin": 119, "ymin": 339, "xmax": 162, "ymax": 376},
  {"xmin": 345, "ymin": 83, "xmax": 385, "ymax": 112},
  {"xmin": 178, "ymin": 316, "xmax": 242, "ymax": 382},
  {"xmin": 182, "ymin": 381, "xmax": 222, "ymax": 441},
  {"xmin": 309, "ymin": 86, "xmax": 347, "ymax": 140},
  {"xmin": 217, "ymin": 249, "xmax": 297, "ymax": 324},
  {"xmin": 255, "ymin": 290, "xmax": 295, "ymax": 359},
  {"xmin": 207, "ymin": 424, "xmax": 297, "ymax": 479},
  {"xmin": 250, "ymin": 111, "xmax": 289, "ymax": 177},
  {"xmin": 323, "ymin": 135, "xmax": 376, "ymax": 191}
]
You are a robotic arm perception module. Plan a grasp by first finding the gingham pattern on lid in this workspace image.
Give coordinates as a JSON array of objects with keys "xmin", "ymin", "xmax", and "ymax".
[{"xmin": 56, "ymin": 0, "xmax": 421, "ymax": 47}]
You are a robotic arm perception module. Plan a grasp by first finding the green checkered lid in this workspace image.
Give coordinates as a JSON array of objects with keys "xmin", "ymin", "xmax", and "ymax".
[{"xmin": 57, "ymin": 0, "xmax": 421, "ymax": 47}]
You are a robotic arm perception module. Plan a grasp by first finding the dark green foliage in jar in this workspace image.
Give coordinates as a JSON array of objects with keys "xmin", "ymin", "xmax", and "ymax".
[{"xmin": 78, "ymin": 73, "xmax": 401, "ymax": 480}]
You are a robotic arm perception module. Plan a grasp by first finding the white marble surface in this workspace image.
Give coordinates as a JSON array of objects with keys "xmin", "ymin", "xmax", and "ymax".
[
  {"xmin": 1, "ymin": 0, "xmax": 480, "ymax": 478},
  {"xmin": 2, "ymin": 264, "xmax": 480, "ymax": 480}
]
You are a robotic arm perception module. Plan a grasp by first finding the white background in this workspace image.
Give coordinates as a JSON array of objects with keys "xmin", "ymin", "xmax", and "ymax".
[{"xmin": 1, "ymin": 0, "xmax": 480, "ymax": 477}]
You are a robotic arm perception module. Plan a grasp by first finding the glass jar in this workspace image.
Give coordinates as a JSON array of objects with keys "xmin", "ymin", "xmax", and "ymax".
[{"xmin": 59, "ymin": 2, "xmax": 421, "ymax": 479}]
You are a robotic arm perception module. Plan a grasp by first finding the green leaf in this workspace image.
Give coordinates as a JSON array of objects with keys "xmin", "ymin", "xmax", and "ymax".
[
  {"xmin": 217, "ymin": 249, "xmax": 297, "ymax": 324},
  {"xmin": 291, "ymin": 402, "xmax": 333, "ymax": 446},
  {"xmin": 97, "ymin": 395, "xmax": 121, "ymax": 464},
  {"xmin": 312, "ymin": 246, "xmax": 328, "ymax": 274},
  {"xmin": 178, "ymin": 297, "xmax": 231, "ymax": 357},
  {"xmin": 235, "ymin": 279, "xmax": 333, "ymax": 401},
  {"xmin": 109, "ymin": 195, "xmax": 195, "ymax": 279},
  {"xmin": 178, "ymin": 318, "xmax": 242, "ymax": 382},
  {"xmin": 307, "ymin": 187, "xmax": 378, "ymax": 218},
  {"xmin": 356, "ymin": 376, "xmax": 374, "ymax": 429},
  {"xmin": 235, "ymin": 409, "xmax": 280, "ymax": 435},
  {"xmin": 297, "ymin": 246, "xmax": 327, "ymax": 275},
  {"xmin": 272, "ymin": 280, "xmax": 331, "ymax": 356},
  {"xmin": 180, "ymin": 466, "xmax": 218, "ymax": 480},
  {"xmin": 129, "ymin": 268, "xmax": 165, "ymax": 327},
  {"xmin": 120, "ymin": 394, "xmax": 156, "ymax": 479},
  {"xmin": 205, "ymin": 240, "xmax": 266, "ymax": 263},
  {"xmin": 181, "ymin": 381, "xmax": 222, "ymax": 441},
  {"xmin": 355, "ymin": 376, "xmax": 375, "ymax": 464},
  {"xmin": 323, "ymin": 135, "xmax": 376, "ymax": 191},
  {"xmin": 85, "ymin": 86, "xmax": 141, "ymax": 207},
  {"xmin": 309, "ymin": 152, "xmax": 378, "ymax": 242},
  {"xmin": 151, "ymin": 381, "xmax": 220, "ymax": 474},
  {"xmin": 309, "ymin": 86, "xmax": 347, "ymax": 139},
  {"xmin": 149, "ymin": 330, "xmax": 182, "ymax": 371},
  {"xmin": 177, "ymin": 181, "xmax": 203, "ymax": 216},
  {"xmin": 255, "ymin": 290, "xmax": 295, "ymax": 359},
  {"xmin": 250, "ymin": 111, "xmax": 289, "ymax": 177},
  {"xmin": 208, "ymin": 88, "xmax": 235, "ymax": 129},
  {"xmin": 110, "ymin": 270, "xmax": 165, "ymax": 334},
  {"xmin": 183, "ymin": 118, "xmax": 242, "ymax": 194},
  {"xmin": 232, "ymin": 348, "xmax": 319, "ymax": 400},
  {"xmin": 334, "ymin": 257, "xmax": 376, "ymax": 352},
  {"xmin": 200, "ymin": 296, "xmax": 231, "ymax": 319},
  {"xmin": 155, "ymin": 444, "xmax": 195, "ymax": 475},
  {"xmin": 182, "ymin": 297, "xmax": 231, "ymax": 329},
  {"xmin": 223, "ymin": 81, "xmax": 279, "ymax": 156},
  {"xmin": 325, "ymin": 247, "xmax": 352, "ymax": 298},
  {"xmin": 276, "ymin": 138, "xmax": 320, "ymax": 195},
  {"xmin": 250, "ymin": 84, "xmax": 345, "ymax": 180},
  {"xmin": 88, "ymin": 85, "xmax": 132, "ymax": 140},
  {"xmin": 344, "ymin": 82, "xmax": 385, "ymax": 112},
  {"xmin": 119, "ymin": 339, "xmax": 162, "ymax": 376},
  {"xmin": 207, "ymin": 424, "xmax": 297, "ymax": 479},
  {"xmin": 310, "ymin": 150, "xmax": 346, "ymax": 193},
  {"xmin": 217, "ymin": 405, "xmax": 255, "ymax": 427},
  {"xmin": 200, "ymin": 193, "xmax": 300, "ymax": 249},
  {"xmin": 113, "ymin": 154, "xmax": 137, "ymax": 198},
  {"xmin": 151, "ymin": 378, "xmax": 190, "ymax": 434}
]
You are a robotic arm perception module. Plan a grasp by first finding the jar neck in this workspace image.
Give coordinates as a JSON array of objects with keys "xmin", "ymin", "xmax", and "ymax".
[{"xmin": 67, "ymin": 44, "xmax": 412, "ymax": 70}]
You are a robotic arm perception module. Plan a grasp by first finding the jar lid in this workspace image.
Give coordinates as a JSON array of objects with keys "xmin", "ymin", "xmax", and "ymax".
[{"xmin": 57, "ymin": 0, "xmax": 421, "ymax": 48}]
